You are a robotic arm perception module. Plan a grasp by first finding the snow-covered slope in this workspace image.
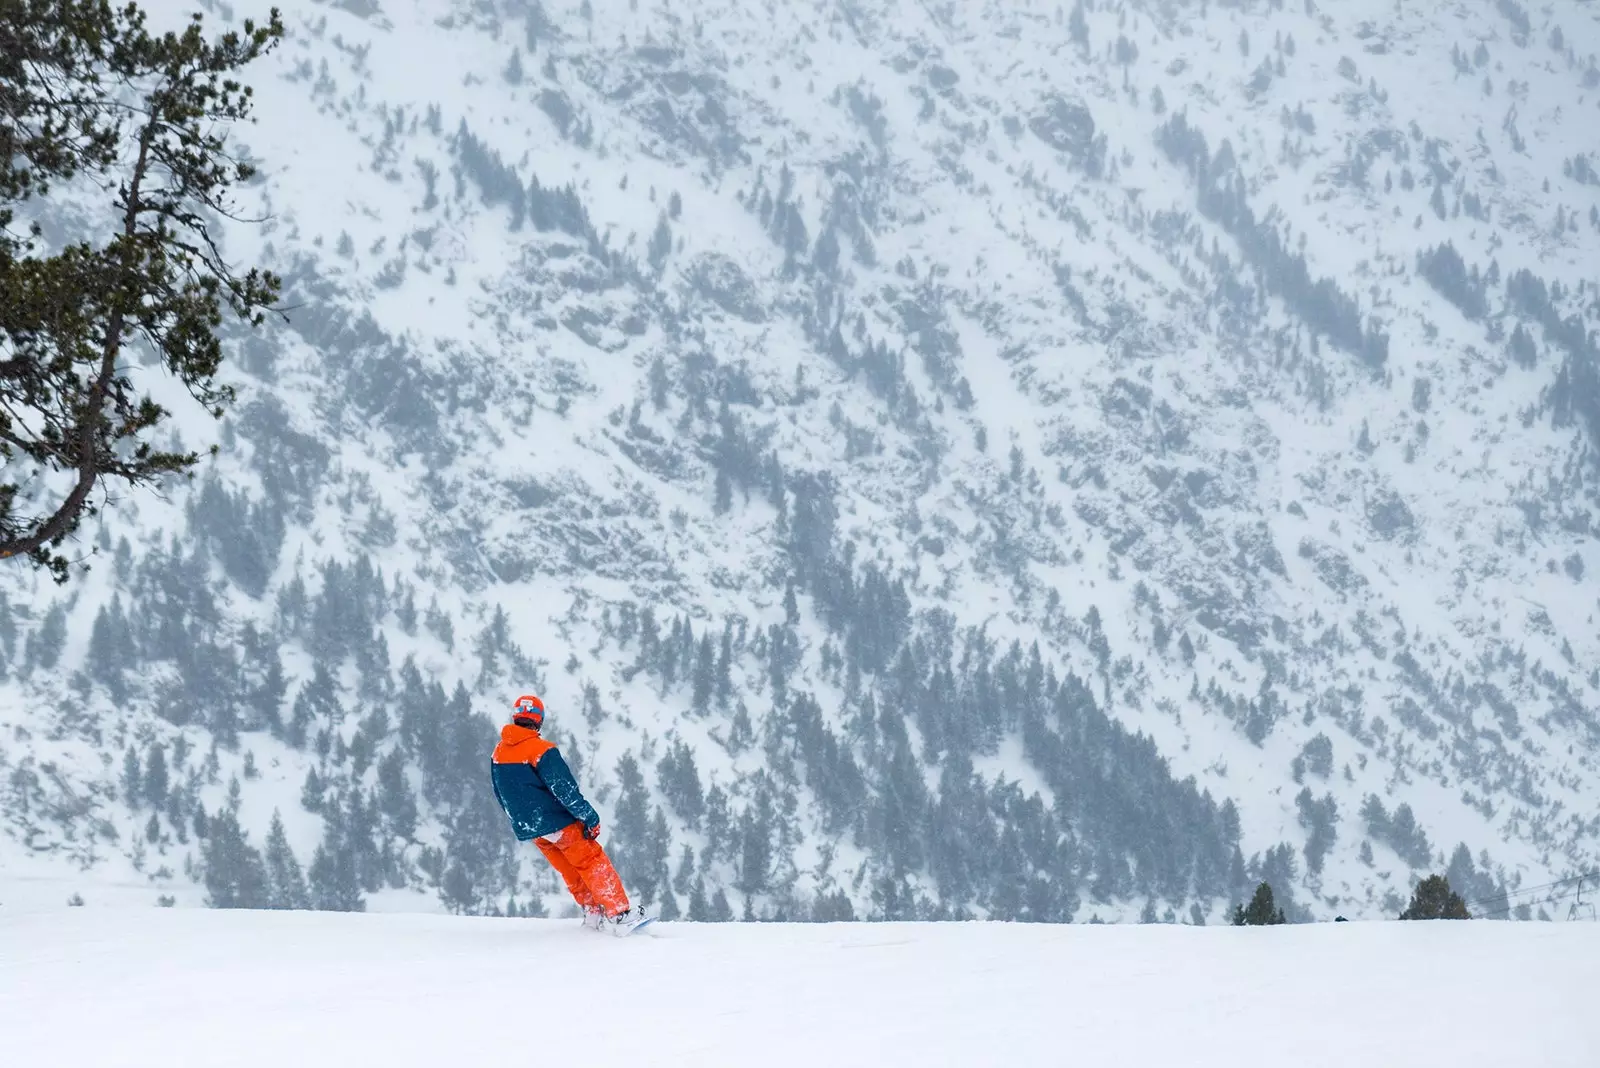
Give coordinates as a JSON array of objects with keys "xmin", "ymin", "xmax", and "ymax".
[
  {"xmin": 2, "ymin": 0, "xmax": 1598, "ymax": 922},
  {"xmin": 2, "ymin": 908, "xmax": 1596, "ymax": 1068}
]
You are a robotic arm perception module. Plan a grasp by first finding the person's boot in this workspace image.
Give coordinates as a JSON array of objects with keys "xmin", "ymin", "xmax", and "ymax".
[
  {"xmin": 581, "ymin": 906, "xmax": 605, "ymax": 931},
  {"xmin": 604, "ymin": 905, "xmax": 653, "ymax": 937}
]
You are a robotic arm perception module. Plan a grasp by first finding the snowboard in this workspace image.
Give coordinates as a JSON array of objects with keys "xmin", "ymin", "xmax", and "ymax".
[{"xmin": 615, "ymin": 915, "xmax": 656, "ymax": 937}]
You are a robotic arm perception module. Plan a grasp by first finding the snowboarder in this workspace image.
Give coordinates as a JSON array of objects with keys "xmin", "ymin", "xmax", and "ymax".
[{"xmin": 490, "ymin": 694, "xmax": 650, "ymax": 935}]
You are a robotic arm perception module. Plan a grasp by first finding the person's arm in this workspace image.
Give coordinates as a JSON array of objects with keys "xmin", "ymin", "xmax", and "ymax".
[
  {"xmin": 490, "ymin": 758, "xmax": 511, "ymax": 814},
  {"xmin": 535, "ymin": 748, "xmax": 600, "ymax": 829}
]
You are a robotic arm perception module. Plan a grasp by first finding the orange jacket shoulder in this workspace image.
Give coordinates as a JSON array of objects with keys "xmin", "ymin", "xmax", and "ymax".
[{"xmin": 493, "ymin": 725, "xmax": 556, "ymax": 765}]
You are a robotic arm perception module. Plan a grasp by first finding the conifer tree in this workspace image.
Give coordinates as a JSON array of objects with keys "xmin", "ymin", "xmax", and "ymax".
[
  {"xmin": 0, "ymin": 2, "xmax": 285, "ymax": 578},
  {"xmin": 439, "ymin": 854, "xmax": 477, "ymax": 915},
  {"xmin": 692, "ymin": 632, "xmax": 716, "ymax": 713},
  {"xmin": 1231, "ymin": 881, "xmax": 1287, "ymax": 925},
  {"xmin": 687, "ymin": 877, "xmax": 710, "ymax": 921},
  {"xmin": 609, "ymin": 752, "xmax": 652, "ymax": 883},
  {"xmin": 657, "ymin": 740, "xmax": 705, "ymax": 827},
  {"xmin": 672, "ymin": 844, "xmax": 696, "ymax": 897},
  {"xmin": 307, "ymin": 804, "xmax": 365, "ymax": 912},
  {"xmin": 344, "ymin": 788, "xmax": 383, "ymax": 892},
  {"xmin": 120, "ymin": 746, "xmax": 141, "ymax": 804},
  {"xmin": 376, "ymin": 748, "xmax": 418, "ymax": 841},
  {"xmin": 142, "ymin": 742, "xmax": 168, "ymax": 807},
  {"xmin": 639, "ymin": 806, "xmax": 673, "ymax": 903},
  {"xmin": 715, "ymin": 625, "xmax": 733, "ymax": 707},
  {"xmin": 200, "ymin": 807, "xmax": 269, "ymax": 908},
  {"xmin": 263, "ymin": 810, "xmax": 310, "ymax": 910},
  {"xmin": 28, "ymin": 603, "xmax": 66, "ymax": 670},
  {"xmin": 1399, "ymin": 874, "xmax": 1471, "ymax": 920}
]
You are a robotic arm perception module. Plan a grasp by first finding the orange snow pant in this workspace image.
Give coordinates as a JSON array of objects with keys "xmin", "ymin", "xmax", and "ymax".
[{"xmin": 535, "ymin": 821, "xmax": 630, "ymax": 915}]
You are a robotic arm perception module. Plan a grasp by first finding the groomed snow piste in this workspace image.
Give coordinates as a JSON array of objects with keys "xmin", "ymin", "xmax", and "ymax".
[{"xmin": 3, "ymin": 910, "xmax": 1596, "ymax": 1067}]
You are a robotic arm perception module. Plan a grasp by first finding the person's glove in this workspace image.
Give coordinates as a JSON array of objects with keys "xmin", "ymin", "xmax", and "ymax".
[{"xmin": 583, "ymin": 822, "xmax": 601, "ymax": 841}]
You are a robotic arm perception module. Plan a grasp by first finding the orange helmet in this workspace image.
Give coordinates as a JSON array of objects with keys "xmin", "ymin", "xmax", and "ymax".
[{"xmin": 512, "ymin": 694, "xmax": 545, "ymax": 728}]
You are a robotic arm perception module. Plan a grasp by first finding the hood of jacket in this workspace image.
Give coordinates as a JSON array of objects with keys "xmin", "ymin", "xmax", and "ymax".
[{"xmin": 494, "ymin": 722, "xmax": 553, "ymax": 763}]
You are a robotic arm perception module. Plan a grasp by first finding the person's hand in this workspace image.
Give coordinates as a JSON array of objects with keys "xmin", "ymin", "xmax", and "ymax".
[{"xmin": 583, "ymin": 822, "xmax": 601, "ymax": 841}]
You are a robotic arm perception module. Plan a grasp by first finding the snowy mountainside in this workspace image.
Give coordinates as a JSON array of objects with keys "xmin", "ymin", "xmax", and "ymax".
[{"xmin": 2, "ymin": 0, "xmax": 1598, "ymax": 922}]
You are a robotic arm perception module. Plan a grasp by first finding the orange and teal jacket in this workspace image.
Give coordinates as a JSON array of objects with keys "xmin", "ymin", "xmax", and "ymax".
[{"xmin": 489, "ymin": 723, "xmax": 600, "ymax": 840}]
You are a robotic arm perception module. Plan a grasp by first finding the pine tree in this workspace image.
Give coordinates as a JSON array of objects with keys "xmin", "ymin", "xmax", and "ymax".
[
  {"xmin": 440, "ymin": 854, "xmax": 478, "ymax": 915},
  {"xmin": 672, "ymin": 844, "xmax": 696, "ymax": 897},
  {"xmin": 201, "ymin": 808, "xmax": 270, "ymax": 908},
  {"xmin": 657, "ymin": 740, "xmax": 705, "ymax": 827},
  {"xmin": 301, "ymin": 767, "xmax": 325, "ymax": 812},
  {"xmin": 1387, "ymin": 803, "xmax": 1433, "ymax": 868},
  {"xmin": 165, "ymin": 786, "xmax": 187, "ymax": 843},
  {"xmin": 641, "ymin": 807, "xmax": 673, "ymax": 903},
  {"xmin": 28, "ymin": 602, "xmax": 66, "ymax": 671},
  {"xmin": 609, "ymin": 753, "xmax": 653, "ymax": 891},
  {"xmin": 647, "ymin": 213, "xmax": 672, "ymax": 274},
  {"xmin": 0, "ymin": 4, "xmax": 285, "ymax": 579},
  {"xmin": 1231, "ymin": 881, "xmax": 1287, "ymax": 925},
  {"xmin": 692, "ymin": 632, "xmax": 716, "ymax": 713},
  {"xmin": 0, "ymin": 589, "xmax": 14, "ymax": 666},
  {"xmin": 687, "ymin": 876, "xmax": 711, "ymax": 921},
  {"xmin": 254, "ymin": 654, "xmax": 288, "ymax": 735},
  {"xmin": 87, "ymin": 602, "xmax": 128, "ymax": 698},
  {"xmin": 120, "ymin": 747, "xmax": 142, "ymax": 806},
  {"xmin": 727, "ymin": 705, "xmax": 754, "ymax": 754},
  {"xmin": 715, "ymin": 625, "xmax": 733, "ymax": 707},
  {"xmin": 143, "ymin": 743, "xmax": 169, "ymax": 807},
  {"xmin": 434, "ymin": 795, "xmax": 511, "ymax": 916},
  {"xmin": 1360, "ymin": 794, "xmax": 1390, "ymax": 834},
  {"xmin": 648, "ymin": 354, "xmax": 670, "ymax": 410},
  {"xmin": 308, "ymin": 806, "xmax": 366, "ymax": 912},
  {"xmin": 376, "ymin": 749, "xmax": 419, "ymax": 840},
  {"xmin": 343, "ymin": 788, "xmax": 384, "ymax": 892},
  {"xmin": 738, "ymin": 800, "xmax": 773, "ymax": 899},
  {"xmin": 1399, "ymin": 874, "xmax": 1471, "ymax": 920},
  {"xmin": 397, "ymin": 589, "xmax": 418, "ymax": 635},
  {"xmin": 264, "ymin": 811, "xmax": 310, "ymax": 910},
  {"xmin": 1068, "ymin": 0, "xmax": 1089, "ymax": 51},
  {"xmin": 1295, "ymin": 788, "xmax": 1339, "ymax": 875},
  {"xmin": 812, "ymin": 890, "xmax": 856, "ymax": 922},
  {"xmin": 1445, "ymin": 843, "xmax": 1491, "ymax": 905}
]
